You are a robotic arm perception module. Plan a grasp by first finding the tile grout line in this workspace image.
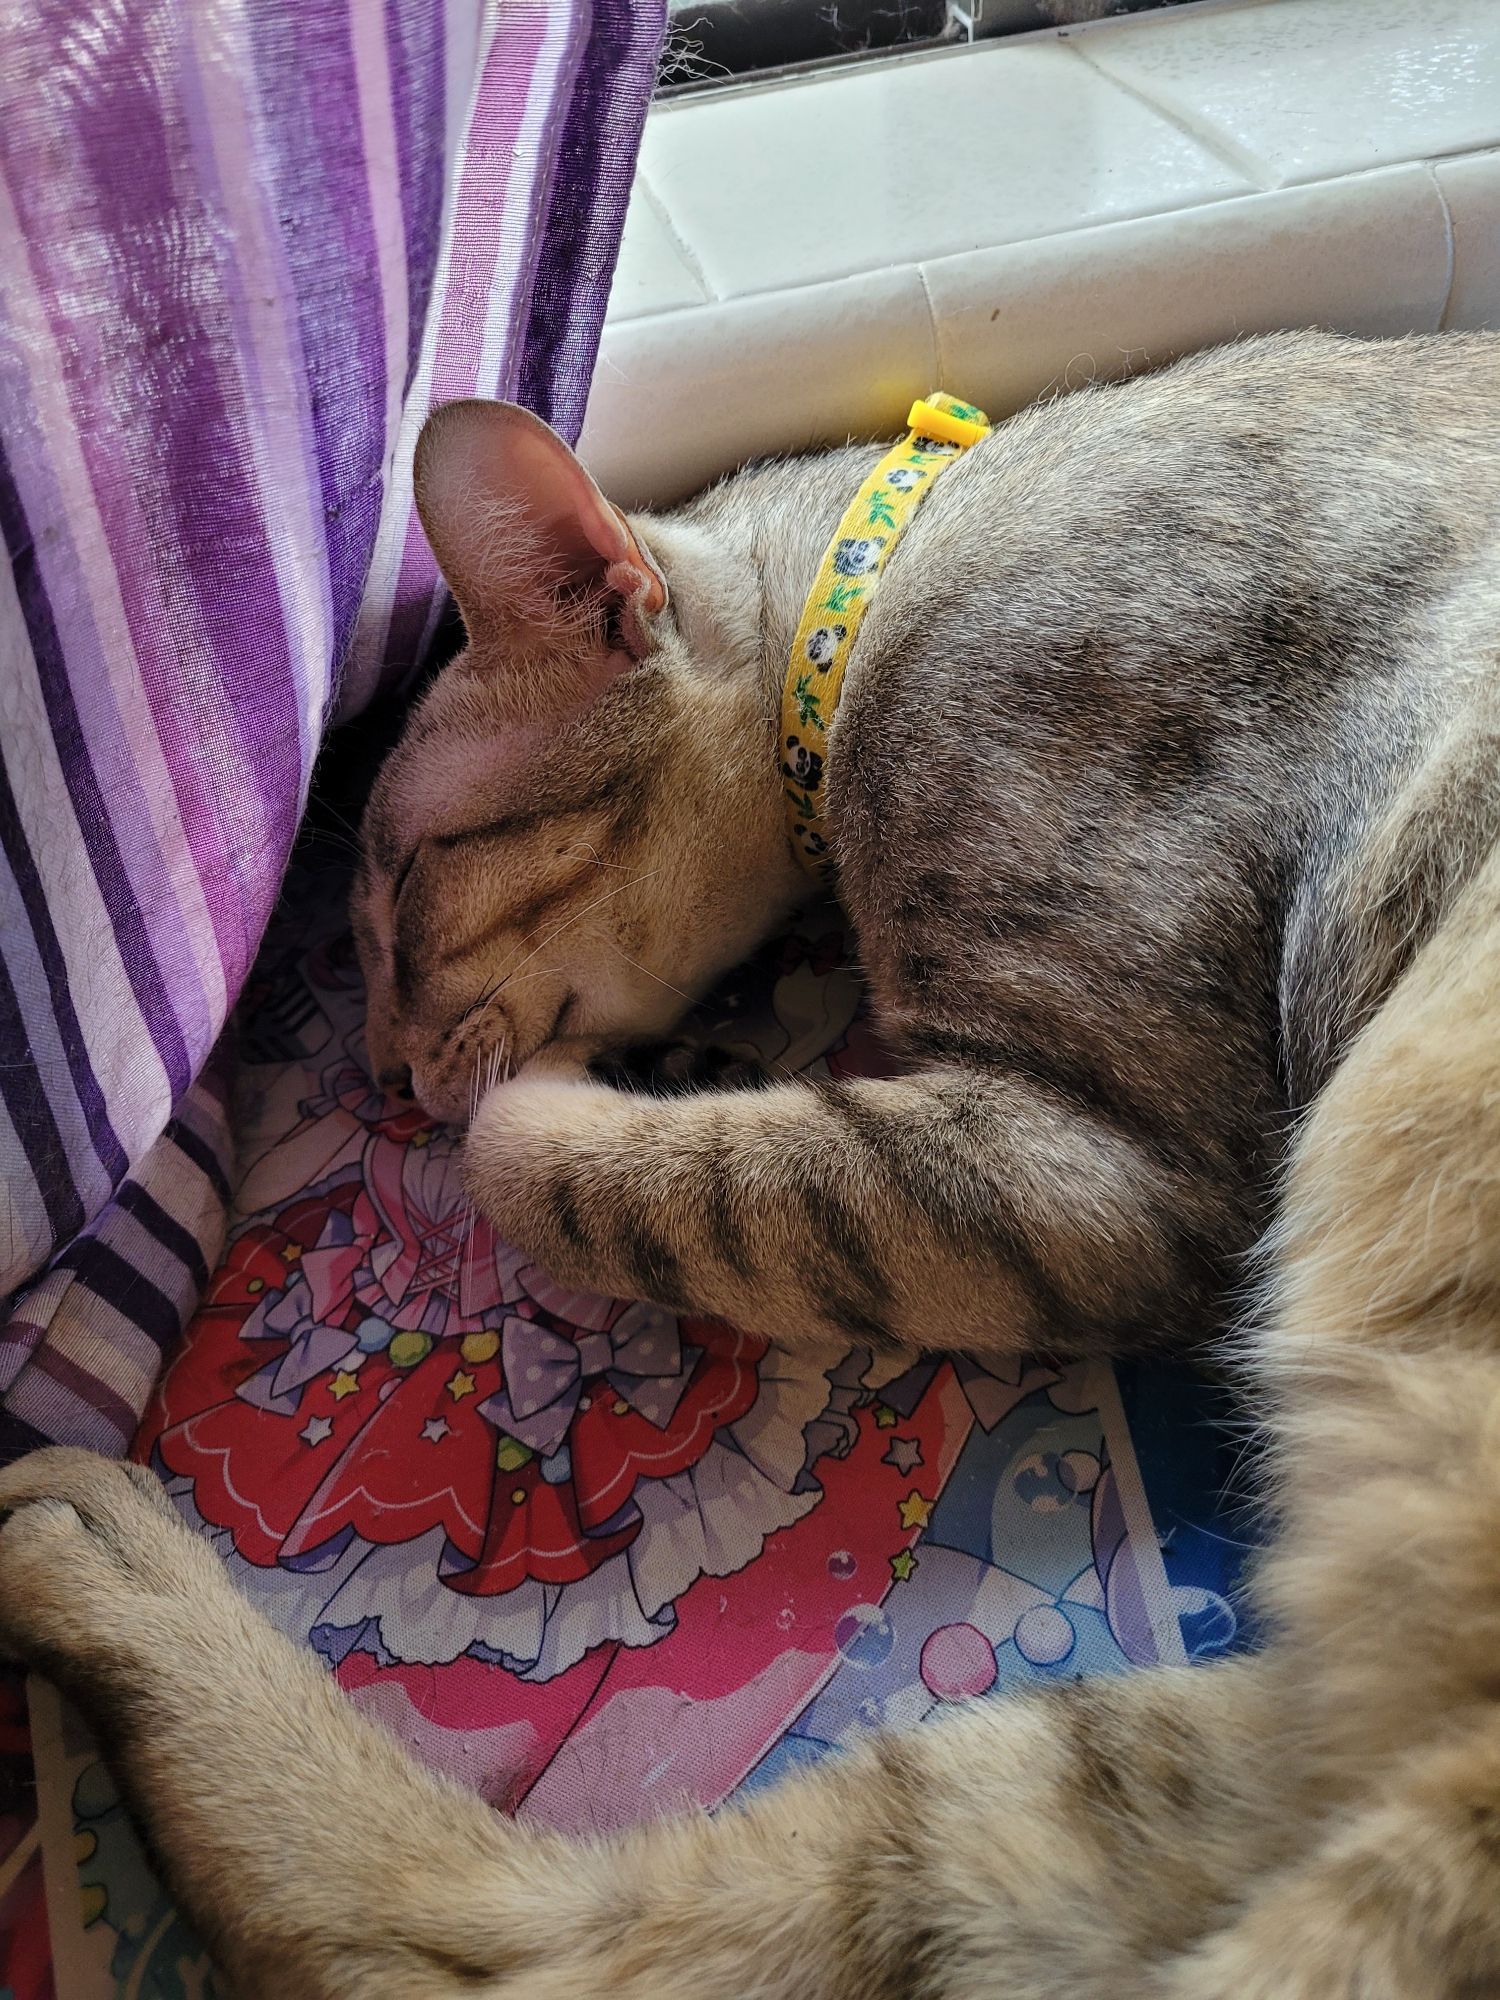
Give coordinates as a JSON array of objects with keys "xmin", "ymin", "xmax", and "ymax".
[
  {"xmin": 607, "ymin": 164, "xmax": 1417, "ymax": 330},
  {"xmin": 1060, "ymin": 34, "xmax": 1282, "ymax": 197},
  {"xmin": 1423, "ymin": 159, "xmax": 1459, "ymax": 332},
  {"xmin": 610, "ymin": 182, "xmax": 1256, "ymax": 327},
  {"xmin": 912, "ymin": 261, "xmax": 947, "ymax": 394},
  {"xmin": 635, "ymin": 164, "xmax": 720, "ymax": 306}
]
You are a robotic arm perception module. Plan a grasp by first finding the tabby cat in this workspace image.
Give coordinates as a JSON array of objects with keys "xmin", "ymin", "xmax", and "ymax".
[{"xmin": 4, "ymin": 330, "xmax": 1500, "ymax": 1999}]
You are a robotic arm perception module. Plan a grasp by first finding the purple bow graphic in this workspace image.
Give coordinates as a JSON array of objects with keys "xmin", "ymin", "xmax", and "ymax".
[
  {"xmin": 235, "ymin": 1281, "xmax": 360, "ymax": 1415},
  {"xmin": 481, "ymin": 1305, "xmax": 695, "ymax": 1459}
]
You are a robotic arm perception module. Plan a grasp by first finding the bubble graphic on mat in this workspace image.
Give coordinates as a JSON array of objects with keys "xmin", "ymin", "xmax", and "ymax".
[
  {"xmin": 777, "ymin": 1606, "xmax": 796, "ymax": 1631},
  {"xmin": 855, "ymin": 1696, "xmax": 885, "ymax": 1729},
  {"xmin": 1057, "ymin": 1449, "xmax": 1101, "ymax": 1495},
  {"xmin": 833, "ymin": 1604, "xmax": 895, "ymax": 1669},
  {"xmin": 1014, "ymin": 1605, "xmax": 1076, "ymax": 1667},
  {"xmin": 919, "ymin": 1623, "xmax": 998, "ymax": 1701},
  {"xmin": 827, "ymin": 1549, "xmax": 857, "ymax": 1581},
  {"xmin": 1171, "ymin": 1584, "xmax": 1238, "ymax": 1657}
]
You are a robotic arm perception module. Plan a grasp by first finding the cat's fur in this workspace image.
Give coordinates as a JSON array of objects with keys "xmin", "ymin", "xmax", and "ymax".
[
  {"xmin": 358, "ymin": 333, "xmax": 1499, "ymax": 1365},
  {"xmin": 4, "ymin": 330, "xmax": 1500, "ymax": 1997}
]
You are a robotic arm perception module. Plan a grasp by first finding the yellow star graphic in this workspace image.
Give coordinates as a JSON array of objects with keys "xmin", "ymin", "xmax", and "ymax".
[
  {"xmin": 872, "ymin": 1403, "xmax": 897, "ymax": 1429},
  {"xmin": 279, "ymin": 1242, "xmax": 303, "ymax": 1263},
  {"xmin": 410, "ymin": 1128, "xmax": 432, "ymax": 1148},
  {"xmin": 328, "ymin": 1370, "xmax": 359, "ymax": 1401},
  {"xmin": 446, "ymin": 1369, "xmax": 477, "ymax": 1402},
  {"xmin": 889, "ymin": 1549, "xmax": 918, "ymax": 1583},
  {"xmin": 897, "ymin": 1491, "xmax": 932, "ymax": 1531}
]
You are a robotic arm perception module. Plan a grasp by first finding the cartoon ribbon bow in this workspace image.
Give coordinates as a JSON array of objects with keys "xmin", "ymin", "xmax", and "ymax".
[{"xmin": 483, "ymin": 1305, "xmax": 692, "ymax": 1459}]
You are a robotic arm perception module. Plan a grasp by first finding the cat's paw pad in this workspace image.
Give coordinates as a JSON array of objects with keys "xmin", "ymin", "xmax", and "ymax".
[{"xmin": 589, "ymin": 1039, "xmax": 771, "ymax": 1096}]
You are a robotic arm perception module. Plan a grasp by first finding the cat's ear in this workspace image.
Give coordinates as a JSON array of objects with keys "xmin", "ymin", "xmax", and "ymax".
[{"xmin": 413, "ymin": 399, "xmax": 666, "ymax": 713}]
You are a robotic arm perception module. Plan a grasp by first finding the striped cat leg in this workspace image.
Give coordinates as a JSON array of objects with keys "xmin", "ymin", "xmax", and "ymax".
[
  {"xmin": 464, "ymin": 1060, "xmax": 1238, "ymax": 1356},
  {"xmin": 1260, "ymin": 848, "xmax": 1500, "ymax": 1784},
  {"xmin": 1159, "ymin": 848, "xmax": 1500, "ymax": 1994},
  {"xmin": 1159, "ymin": 1715, "xmax": 1500, "ymax": 2000},
  {"xmin": 0, "ymin": 1450, "xmax": 1278, "ymax": 2000}
]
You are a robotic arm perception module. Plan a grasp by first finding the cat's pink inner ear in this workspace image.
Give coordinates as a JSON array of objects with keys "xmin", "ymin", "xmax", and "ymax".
[{"xmin": 413, "ymin": 400, "xmax": 665, "ymax": 657}]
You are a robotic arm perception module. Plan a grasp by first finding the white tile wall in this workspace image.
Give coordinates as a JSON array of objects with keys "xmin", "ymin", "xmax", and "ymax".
[
  {"xmin": 1080, "ymin": 0, "xmax": 1500, "ymax": 190},
  {"xmin": 585, "ymin": 269, "xmax": 939, "ymax": 507},
  {"xmin": 579, "ymin": 0, "xmax": 1500, "ymax": 503},
  {"xmin": 924, "ymin": 164, "xmax": 1454, "ymax": 419},
  {"xmin": 638, "ymin": 40, "xmax": 1253, "ymax": 298}
]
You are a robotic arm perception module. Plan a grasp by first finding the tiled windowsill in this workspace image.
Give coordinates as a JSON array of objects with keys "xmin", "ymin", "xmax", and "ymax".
[{"xmin": 578, "ymin": 0, "xmax": 1500, "ymax": 506}]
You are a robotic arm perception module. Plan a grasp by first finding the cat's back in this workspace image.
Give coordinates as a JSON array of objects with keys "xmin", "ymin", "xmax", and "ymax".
[
  {"xmin": 831, "ymin": 330, "xmax": 1500, "ymax": 1103},
  {"xmin": 841, "ymin": 329, "xmax": 1500, "ymax": 822},
  {"xmin": 992, "ymin": 329, "xmax": 1500, "ymax": 487},
  {"xmin": 900, "ymin": 330, "xmax": 1500, "ymax": 647}
]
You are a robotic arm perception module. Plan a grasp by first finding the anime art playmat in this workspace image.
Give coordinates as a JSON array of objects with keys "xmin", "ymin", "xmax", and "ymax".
[{"xmin": 1, "ymin": 834, "xmax": 1249, "ymax": 1999}]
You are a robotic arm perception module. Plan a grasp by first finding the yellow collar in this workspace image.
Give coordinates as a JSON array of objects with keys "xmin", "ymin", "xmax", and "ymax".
[{"xmin": 781, "ymin": 393, "xmax": 992, "ymax": 878}]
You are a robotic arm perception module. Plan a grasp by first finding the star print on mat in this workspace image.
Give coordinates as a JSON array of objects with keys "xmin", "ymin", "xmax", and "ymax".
[
  {"xmin": 897, "ymin": 1492, "xmax": 932, "ymax": 1530},
  {"xmin": 883, "ymin": 1436, "xmax": 923, "ymax": 1473}
]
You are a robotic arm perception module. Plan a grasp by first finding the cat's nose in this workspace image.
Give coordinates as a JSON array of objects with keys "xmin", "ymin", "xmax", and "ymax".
[{"xmin": 378, "ymin": 1063, "xmax": 415, "ymax": 1104}]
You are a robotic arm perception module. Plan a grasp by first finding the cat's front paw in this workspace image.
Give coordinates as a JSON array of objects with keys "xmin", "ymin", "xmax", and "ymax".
[
  {"xmin": 0, "ymin": 1448, "xmax": 211, "ymax": 1668},
  {"xmin": 464, "ymin": 1070, "xmax": 646, "ymax": 1296}
]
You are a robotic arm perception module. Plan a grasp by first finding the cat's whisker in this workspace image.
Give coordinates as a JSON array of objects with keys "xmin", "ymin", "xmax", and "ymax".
[
  {"xmin": 589, "ymin": 932, "xmax": 694, "ymax": 1006},
  {"xmin": 475, "ymin": 963, "xmax": 564, "ymax": 997},
  {"xmin": 312, "ymin": 796, "xmax": 364, "ymax": 841},
  {"xmin": 480, "ymin": 1037, "xmax": 506, "ymax": 1108},
  {"xmin": 452, "ymin": 871, "xmax": 664, "ymax": 1033},
  {"xmin": 458, "ymin": 1192, "xmax": 480, "ymax": 1302},
  {"xmin": 492, "ymin": 872, "xmax": 664, "ymax": 997},
  {"xmin": 561, "ymin": 841, "xmax": 635, "ymax": 872},
  {"xmin": 309, "ymin": 829, "xmax": 363, "ymax": 861}
]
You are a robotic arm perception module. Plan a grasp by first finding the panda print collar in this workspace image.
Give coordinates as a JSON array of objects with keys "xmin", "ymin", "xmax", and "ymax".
[{"xmin": 780, "ymin": 392, "xmax": 992, "ymax": 880}]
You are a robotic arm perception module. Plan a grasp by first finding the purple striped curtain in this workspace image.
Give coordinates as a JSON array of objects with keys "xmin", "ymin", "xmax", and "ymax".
[{"xmin": 0, "ymin": 0, "xmax": 665, "ymax": 1459}]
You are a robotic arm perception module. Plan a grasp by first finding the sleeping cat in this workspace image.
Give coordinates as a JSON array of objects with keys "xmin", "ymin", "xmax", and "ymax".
[
  {"xmin": 350, "ymin": 332, "xmax": 1489, "ymax": 1369},
  {"xmin": 5, "ymin": 330, "xmax": 1500, "ymax": 1998}
]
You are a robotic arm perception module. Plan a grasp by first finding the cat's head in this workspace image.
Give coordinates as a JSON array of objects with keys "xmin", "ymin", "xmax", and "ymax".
[{"xmin": 352, "ymin": 400, "xmax": 800, "ymax": 1124}]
